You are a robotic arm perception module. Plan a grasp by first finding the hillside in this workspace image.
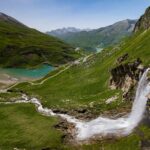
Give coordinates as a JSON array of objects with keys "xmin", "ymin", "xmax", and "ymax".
[
  {"xmin": 47, "ymin": 19, "xmax": 136, "ymax": 52},
  {"xmin": 134, "ymin": 6, "xmax": 150, "ymax": 32},
  {"xmin": 0, "ymin": 13, "xmax": 80, "ymax": 68},
  {"xmin": 1, "ymin": 7, "xmax": 150, "ymax": 150},
  {"xmin": 14, "ymin": 26, "xmax": 150, "ymax": 111}
]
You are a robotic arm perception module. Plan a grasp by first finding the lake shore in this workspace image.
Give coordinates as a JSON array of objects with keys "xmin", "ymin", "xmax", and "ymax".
[
  {"xmin": 0, "ymin": 72, "xmax": 36, "ymax": 90},
  {"xmin": 0, "ymin": 65, "xmax": 54, "ymax": 89},
  {"xmin": 0, "ymin": 73, "xmax": 17, "ymax": 89}
]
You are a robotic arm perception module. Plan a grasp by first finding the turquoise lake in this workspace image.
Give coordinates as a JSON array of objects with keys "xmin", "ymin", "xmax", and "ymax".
[{"xmin": 0, "ymin": 65, "xmax": 54, "ymax": 79}]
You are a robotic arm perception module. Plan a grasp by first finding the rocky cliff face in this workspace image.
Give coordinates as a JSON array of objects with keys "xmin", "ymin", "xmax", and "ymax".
[
  {"xmin": 109, "ymin": 54, "xmax": 145, "ymax": 100},
  {"xmin": 134, "ymin": 7, "xmax": 150, "ymax": 32}
]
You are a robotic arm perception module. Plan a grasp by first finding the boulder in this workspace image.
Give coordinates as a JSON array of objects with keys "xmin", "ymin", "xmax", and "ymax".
[{"xmin": 117, "ymin": 53, "xmax": 129, "ymax": 64}]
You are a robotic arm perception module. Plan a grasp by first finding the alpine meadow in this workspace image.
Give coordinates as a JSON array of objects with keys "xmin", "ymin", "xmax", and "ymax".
[{"xmin": 0, "ymin": 1, "xmax": 150, "ymax": 150}]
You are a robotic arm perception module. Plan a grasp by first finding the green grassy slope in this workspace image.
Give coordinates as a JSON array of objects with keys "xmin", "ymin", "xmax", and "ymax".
[
  {"xmin": 6, "ymin": 27, "xmax": 150, "ymax": 150},
  {"xmin": 13, "ymin": 29, "xmax": 150, "ymax": 113},
  {"xmin": 0, "ymin": 104, "xmax": 64, "ymax": 150},
  {"xmin": 1, "ymin": 10, "xmax": 150, "ymax": 149},
  {"xmin": 1, "ymin": 103, "xmax": 150, "ymax": 150},
  {"xmin": 0, "ymin": 14, "xmax": 80, "ymax": 67}
]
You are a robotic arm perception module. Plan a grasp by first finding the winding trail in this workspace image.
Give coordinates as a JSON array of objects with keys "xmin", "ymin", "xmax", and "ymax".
[
  {"xmin": 29, "ymin": 54, "xmax": 91, "ymax": 86},
  {"xmin": 0, "ymin": 69, "xmax": 150, "ymax": 141},
  {"xmin": 0, "ymin": 54, "xmax": 92, "ymax": 93},
  {"xmin": 0, "ymin": 64, "xmax": 72, "ymax": 93},
  {"xmin": 29, "ymin": 64, "xmax": 72, "ymax": 86}
]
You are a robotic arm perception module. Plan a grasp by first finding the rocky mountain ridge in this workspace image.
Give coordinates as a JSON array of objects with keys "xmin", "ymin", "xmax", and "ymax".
[
  {"xmin": 48, "ymin": 27, "xmax": 89, "ymax": 36},
  {"xmin": 47, "ymin": 19, "xmax": 137, "ymax": 52},
  {"xmin": 0, "ymin": 12, "xmax": 25, "ymax": 26},
  {"xmin": 134, "ymin": 7, "xmax": 150, "ymax": 32}
]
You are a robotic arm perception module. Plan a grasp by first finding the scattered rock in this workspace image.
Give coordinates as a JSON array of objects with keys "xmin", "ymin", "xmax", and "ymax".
[
  {"xmin": 105, "ymin": 96, "xmax": 118, "ymax": 104},
  {"xmin": 52, "ymin": 108, "xmax": 67, "ymax": 114},
  {"xmin": 75, "ymin": 108, "xmax": 87, "ymax": 113},
  {"xmin": 117, "ymin": 53, "xmax": 129, "ymax": 64},
  {"xmin": 68, "ymin": 108, "xmax": 94, "ymax": 120},
  {"xmin": 54, "ymin": 118, "xmax": 76, "ymax": 144},
  {"xmin": 140, "ymin": 140, "xmax": 150, "ymax": 150}
]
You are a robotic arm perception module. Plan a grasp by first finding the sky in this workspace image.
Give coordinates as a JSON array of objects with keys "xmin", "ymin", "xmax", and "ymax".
[{"xmin": 0, "ymin": 0, "xmax": 150, "ymax": 32}]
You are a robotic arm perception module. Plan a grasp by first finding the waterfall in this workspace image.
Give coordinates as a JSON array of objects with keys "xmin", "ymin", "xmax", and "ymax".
[
  {"xmin": 73, "ymin": 68, "xmax": 150, "ymax": 140},
  {"xmin": 126, "ymin": 68, "xmax": 150, "ymax": 133},
  {"xmin": 1, "ymin": 69, "xmax": 150, "ymax": 141}
]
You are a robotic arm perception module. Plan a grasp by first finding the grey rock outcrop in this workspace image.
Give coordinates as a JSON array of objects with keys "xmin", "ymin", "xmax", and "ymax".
[
  {"xmin": 110, "ymin": 56, "xmax": 144, "ymax": 100},
  {"xmin": 134, "ymin": 7, "xmax": 150, "ymax": 32}
]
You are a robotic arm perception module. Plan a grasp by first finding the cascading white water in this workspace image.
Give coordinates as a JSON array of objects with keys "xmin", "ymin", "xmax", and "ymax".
[
  {"xmin": 1, "ymin": 69, "xmax": 150, "ymax": 141},
  {"xmin": 72, "ymin": 68, "xmax": 150, "ymax": 140}
]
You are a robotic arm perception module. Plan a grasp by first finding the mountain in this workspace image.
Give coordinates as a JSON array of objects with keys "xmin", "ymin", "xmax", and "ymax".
[
  {"xmin": 47, "ymin": 19, "xmax": 137, "ymax": 52},
  {"xmin": 0, "ymin": 13, "xmax": 80, "ymax": 68},
  {"xmin": 134, "ymin": 6, "xmax": 150, "ymax": 32},
  {"xmin": 48, "ymin": 27, "xmax": 83, "ymax": 36},
  {"xmin": 1, "ymin": 6, "xmax": 150, "ymax": 150},
  {"xmin": 9, "ymin": 6, "xmax": 150, "ymax": 149},
  {"xmin": 0, "ymin": 12, "xmax": 25, "ymax": 26}
]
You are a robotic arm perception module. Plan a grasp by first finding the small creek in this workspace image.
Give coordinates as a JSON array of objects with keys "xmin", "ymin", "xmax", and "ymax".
[{"xmin": 0, "ymin": 69, "xmax": 150, "ymax": 141}]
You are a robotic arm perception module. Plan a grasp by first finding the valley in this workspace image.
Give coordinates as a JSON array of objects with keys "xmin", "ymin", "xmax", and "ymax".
[
  {"xmin": 47, "ymin": 19, "xmax": 136, "ymax": 52},
  {"xmin": 0, "ymin": 64, "xmax": 54, "ymax": 90},
  {"xmin": 0, "ymin": 3, "xmax": 150, "ymax": 150}
]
